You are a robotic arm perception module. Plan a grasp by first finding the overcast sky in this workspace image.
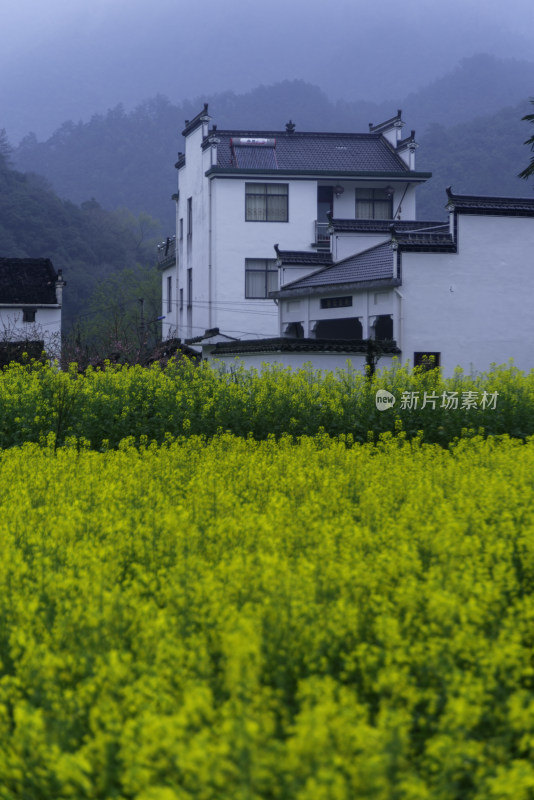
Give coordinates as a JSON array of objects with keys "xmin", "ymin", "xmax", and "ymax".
[{"xmin": 2, "ymin": 0, "xmax": 534, "ymax": 143}]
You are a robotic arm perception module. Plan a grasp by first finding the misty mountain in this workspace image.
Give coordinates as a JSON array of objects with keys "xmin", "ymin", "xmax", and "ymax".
[
  {"xmin": 11, "ymin": 55, "xmax": 534, "ymax": 232},
  {"xmin": 2, "ymin": 0, "xmax": 533, "ymax": 144},
  {"xmin": 0, "ymin": 154, "xmax": 159, "ymax": 329}
]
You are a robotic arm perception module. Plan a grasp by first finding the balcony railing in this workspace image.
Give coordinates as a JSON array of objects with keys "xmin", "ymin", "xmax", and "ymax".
[
  {"xmin": 157, "ymin": 236, "xmax": 176, "ymax": 267},
  {"xmin": 314, "ymin": 221, "xmax": 330, "ymax": 248}
]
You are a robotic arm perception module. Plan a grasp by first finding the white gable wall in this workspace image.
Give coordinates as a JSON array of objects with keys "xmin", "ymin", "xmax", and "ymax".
[{"xmin": 401, "ymin": 214, "xmax": 534, "ymax": 375}]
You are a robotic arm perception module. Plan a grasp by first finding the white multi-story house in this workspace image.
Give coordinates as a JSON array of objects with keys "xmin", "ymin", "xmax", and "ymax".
[
  {"xmin": 0, "ymin": 257, "xmax": 65, "ymax": 363},
  {"xmin": 160, "ymin": 105, "xmax": 432, "ymax": 343}
]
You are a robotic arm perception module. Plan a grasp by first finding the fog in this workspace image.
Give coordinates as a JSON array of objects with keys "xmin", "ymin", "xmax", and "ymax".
[{"xmin": 2, "ymin": 0, "xmax": 534, "ymax": 143}]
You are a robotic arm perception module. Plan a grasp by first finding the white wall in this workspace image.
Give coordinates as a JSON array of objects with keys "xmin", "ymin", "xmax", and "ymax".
[
  {"xmin": 401, "ymin": 214, "xmax": 534, "ymax": 375},
  {"xmin": 0, "ymin": 306, "xmax": 62, "ymax": 359},
  {"xmin": 209, "ymin": 177, "xmax": 317, "ymax": 338},
  {"xmin": 206, "ymin": 351, "xmax": 396, "ymax": 373}
]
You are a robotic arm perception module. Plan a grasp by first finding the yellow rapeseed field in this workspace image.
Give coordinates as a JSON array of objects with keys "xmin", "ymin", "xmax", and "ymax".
[{"xmin": 1, "ymin": 428, "xmax": 534, "ymax": 798}]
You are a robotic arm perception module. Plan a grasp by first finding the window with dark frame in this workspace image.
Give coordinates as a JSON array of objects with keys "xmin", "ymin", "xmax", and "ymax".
[
  {"xmin": 187, "ymin": 269, "xmax": 192, "ymax": 308},
  {"xmin": 167, "ymin": 276, "xmax": 172, "ymax": 313},
  {"xmin": 245, "ymin": 259, "xmax": 278, "ymax": 298},
  {"xmin": 179, "ymin": 218, "xmax": 184, "ymax": 240},
  {"xmin": 355, "ymin": 188, "xmax": 392, "ymax": 220},
  {"xmin": 179, "ymin": 288, "xmax": 183, "ymax": 311},
  {"xmin": 245, "ymin": 183, "xmax": 288, "ymax": 222},
  {"xmin": 414, "ymin": 352, "xmax": 441, "ymax": 370},
  {"xmin": 187, "ymin": 198, "xmax": 192, "ymax": 237},
  {"xmin": 22, "ymin": 309, "xmax": 36, "ymax": 323}
]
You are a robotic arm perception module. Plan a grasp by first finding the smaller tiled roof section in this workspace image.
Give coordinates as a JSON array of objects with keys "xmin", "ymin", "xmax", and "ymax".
[
  {"xmin": 446, "ymin": 187, "xmax": 534, "ymax": 216},
  {"xmin": 274, "ymin": 246, "xmax": 333, "ymax": 268},
  {"xmin": 211, "ymin": 337, "xmax": 400, "ymax": 356},
  {"xmin": 281, "ymin": 241, "xmax": 395, "ymax": 291},
  {"xmin": 328, "ymin": 218, "xmax": 448, "ymax": 234},
  {"xmin": 391, "ymin": 225, "xmax": 456, "ymax": 252},
  {"xmin": 0, "ymin": 258, "xmax": 59, "ymax": 304}
]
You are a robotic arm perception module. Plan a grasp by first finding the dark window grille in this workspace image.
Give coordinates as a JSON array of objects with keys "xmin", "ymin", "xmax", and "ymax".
[
  {"xmin": 320, "ymin": 296, "xmax": 353, "ymax": 309},
  {"xmin": 414, "ymin": 352, "xmax": 441, "ymax": 370}
]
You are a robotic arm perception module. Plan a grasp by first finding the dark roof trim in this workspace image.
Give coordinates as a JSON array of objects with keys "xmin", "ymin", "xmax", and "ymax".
[
  {"xmin": 182, "ymin": 103, "xmax": 210, "ymax": 137},
  {"xmin": 208, "ymin": 129, "xmax": 389, "ymax": 140},
  {"xmin": 205, "ymin": 167, "xmax": 431, "ymax": 180},
  {"xmin": 396, "ymin": 240, "xmax": 457, "ymax": 253},
  {"xmin": 446, "ymin": 187, "xmax": 534, "ymax": 216},
  {"xmin": 273, "ymin": 277, "xmax": 401, "ymax": 299},
  {"xmin": 209, "ymin": 336, "xmax": 401, "ymax": 356},
  {"xmin": 328, "ymin": 218, "xmax": 448, "ymax": 233},
  {"xmin": 0, "ymin": 303, "xmax": 61, "ymax": 308},
  {"xmin": 397, "ymin": 130, "xmax": 417, "ymax": 148},
  {"xmin": 369, "ymin": 110, "xmax": 403, "ymax": 133},
  {"xmin": 274, "ymin": 245, "xmax": 333, "ymax": 267}
]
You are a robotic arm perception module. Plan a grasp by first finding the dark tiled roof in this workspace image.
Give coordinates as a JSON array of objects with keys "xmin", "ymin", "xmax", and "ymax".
[
  {"xmin": 279, "ymin": 242, "xmax": 395, "ymax": 293},
  {"xmin": 446, "ymin": 187, "xmax": 534, "ymax": 216},
  {"xmin": 211, "ymin": 337, "xmax": 400, "ymax": 356},
  {"xmin": 213, "ymin": 130, "xmax": 411, "ymax": 173},
  {"xmin": 392, "ymin": 228, "xmax": 456, "ymax": 252},
  {"xmin": 0, "ymin": 258, "xmax": 59, "ymax": 304},
  {"xmin": 275, "ymin": 248, "xmax": 333, "ymax": 267},
  {"xmin": 329, "ymin": 218, "xmax": 448, "ymax": 234},
  {"xmin": 187, "ymin": 327, "xmax": 239, "ymax": 345}
]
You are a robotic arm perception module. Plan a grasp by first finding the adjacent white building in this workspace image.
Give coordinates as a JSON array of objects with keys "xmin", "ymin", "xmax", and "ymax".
[{"xmin": 0, "ymin": 257, "xmax": 65, "ymax": 362}]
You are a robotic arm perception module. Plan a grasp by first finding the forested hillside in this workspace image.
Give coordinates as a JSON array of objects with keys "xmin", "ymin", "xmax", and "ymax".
[
  {"xmin": 12, "ymin": 55, "xmax": 534, "ymax": 229},
  {"xmin": 0, "ymin": 148, "xmax": 159, "ymax": 332}
]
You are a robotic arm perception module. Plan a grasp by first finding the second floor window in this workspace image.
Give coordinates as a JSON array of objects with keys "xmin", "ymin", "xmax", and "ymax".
[
  {"xmin": 355, "ymin": 188, "xmax": 392, "ymax": 220},
  {"xmin": 245, "ymin": 183, "xmax": 288, "ymax": 222},
  {"xmin": 245, "ymin": 259, "xmax": 278, "ymax": 298}
]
